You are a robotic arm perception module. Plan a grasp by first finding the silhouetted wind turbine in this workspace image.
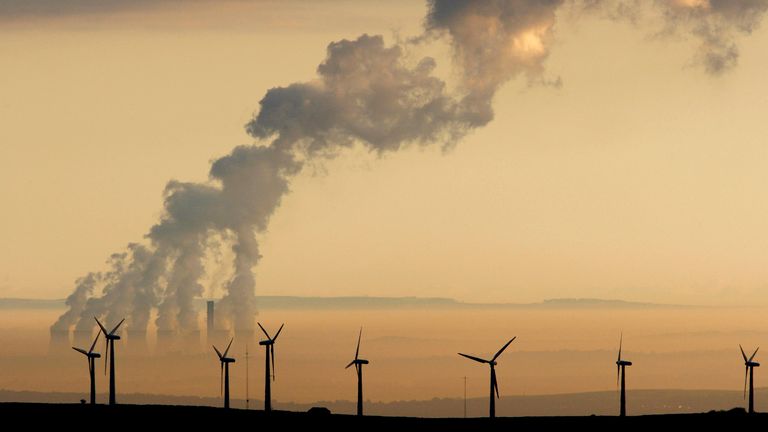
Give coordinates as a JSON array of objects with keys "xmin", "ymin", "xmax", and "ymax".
[
  {"xmin": 345, "ymin": 327, "xmax": 369, "ymax": 416},
  {"xmin": 258, "ymin": 322, "xmax": 284, "ymax": 413},
  {"xmin": 616, "ymin": 333, "xmax": 632, "ymax": 417},
  {"xmin": 458, "ymin": 337, "xmax": 516, "ymax": 418},
  {"xmin": 740, "ymin": 344, "xmax": 760, "ymax": 414},
  {"xmin": 72, "ymin": 332, "xmax": 101, "ymax": 405},
  {"xmin": 95, "ymin": 317, "xmax": 124, "ymax": 406},
  {"xmin": 213, "ymin": 338, "xmax": 236, "ymax": 409}
]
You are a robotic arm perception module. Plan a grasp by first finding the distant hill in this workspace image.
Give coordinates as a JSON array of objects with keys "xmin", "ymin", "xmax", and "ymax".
[
  {"xmin": 0, "ymin": 298, "xmax": 65, "ymax": 310},
  {"xmin": 0, "ymin": 296, "xmax": 694, "ymax": 311}
]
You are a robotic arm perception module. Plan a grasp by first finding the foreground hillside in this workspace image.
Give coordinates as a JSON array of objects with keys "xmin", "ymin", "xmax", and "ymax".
[{"xmin": 0, "ymin": 403, "xmax": 765, "ymax": 430}]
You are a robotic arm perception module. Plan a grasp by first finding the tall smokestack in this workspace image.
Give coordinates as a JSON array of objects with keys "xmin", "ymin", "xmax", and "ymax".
[{"xmin": 207, "ymin": 300, "xmax": 214, "ymax": 336}]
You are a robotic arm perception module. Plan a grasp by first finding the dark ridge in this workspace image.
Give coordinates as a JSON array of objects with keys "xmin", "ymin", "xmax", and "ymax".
[{"xmin": 0, "ymin": 402, "xmax": 764, "ymax": 429}]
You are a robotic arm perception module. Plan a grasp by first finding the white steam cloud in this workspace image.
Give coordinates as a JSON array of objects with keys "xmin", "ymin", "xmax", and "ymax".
[{"xmin": 51, "ymin": 0, "xmax": 767, "ymax": 341}]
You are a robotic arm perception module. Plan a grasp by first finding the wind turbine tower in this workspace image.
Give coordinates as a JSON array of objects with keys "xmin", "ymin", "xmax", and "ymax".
[
  {"xmin": 95, "ymin": 317, "xmax": 124, "ymax": 406},
  {"xmin": 458, "ymin": 337, "xmax": 516, "ymax": 418},
  {"xmin": 258, "ymin": 322, "xmax": 284, "ymax": 413},
  {"xmin": 345, "ymin": 327, "xmax": 370, "ymax": 416},
  {"xmin": 72, "ymin": 332, "xmax": 101, "ymax": 404},
  {"xmin": 616, "ymin": 333, "xmax": 633, "ymax": 417},
  {"xmin": 213, "ymin": 338, "xmax": 236, "ymax": 409},
  {"xmin": 740, "ymin": 345, "xmax": 760, "ymax": 414}
]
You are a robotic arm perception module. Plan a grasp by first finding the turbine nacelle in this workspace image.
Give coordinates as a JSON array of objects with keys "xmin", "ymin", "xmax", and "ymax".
[
  {"xmin": 95, "ymin": 317, "xmax": 125, "ymax": 340},
  {"xmin": 616, "ymin": 360, "xmax": 632, "ymax": 366},
  {"xmin": 259, "ymin": 339, "xmax": 274, "ymax": 346},
  {"xmin": 213, "ymin": 338, "xmax": 234, "ymax": 362},
  {"xmin": 740, "ymin": 345, "xmax": 759, "ymax": 367},
  {"xmin": 72, "ymin": 332, "xmax": 101, "ymax": 359}
]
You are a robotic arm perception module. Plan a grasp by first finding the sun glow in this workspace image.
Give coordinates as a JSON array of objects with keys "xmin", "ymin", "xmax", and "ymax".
[
  {"xmin": 673, "ymin": 0, "xmax": 711, "ymax": 9},
  {"xmin": 511, "ymin": 27, "xmax": 547, "ymax": 57}
]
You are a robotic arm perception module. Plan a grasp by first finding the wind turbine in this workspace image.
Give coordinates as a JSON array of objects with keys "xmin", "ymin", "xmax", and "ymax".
[
  {"xmin": 616, "ymin": 333, "xmax": 632, "ymax": 417},
  {"xmin": 95, "ymin": 317, "xmax": 124, "ymax": 406},
  {"xmin": 72, "ymin": 332, "xmax": 101, "ymax": 405},
  {"xmin": 740, "ymin": 344, "xmax": 760, "ymax": 414},
  {"xmin": 458, "ymin": 337, "xmax": 516, "ymax": 418},
  {"xmin": 213, "ymin": 338, "xmax": 236, "ymax": 409},
  {"xmin": 345, "ymin": 327, "xmax": 369, "ymax": 416},
  {"xmin": 258, "ymin": 322, "xmax": 284, "ymax": 413}
]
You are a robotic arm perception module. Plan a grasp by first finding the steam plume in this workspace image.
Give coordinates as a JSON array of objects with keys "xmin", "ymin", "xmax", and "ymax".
[{"xmin": 52, "ymin": 0, "xmax": 768, "ymax": 342}]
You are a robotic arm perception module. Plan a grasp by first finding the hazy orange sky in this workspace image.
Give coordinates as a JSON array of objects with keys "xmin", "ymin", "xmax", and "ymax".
[{"xmin": 2, "ymin": 0, "xmax": 768, "ymax": 306}]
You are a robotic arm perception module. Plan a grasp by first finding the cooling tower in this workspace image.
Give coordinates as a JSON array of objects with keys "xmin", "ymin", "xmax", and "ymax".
[
  {"xmin": 48, "ymin": 328, "xmax": 70, "ymax": 355},
  {"xmin": 127, "ymin": 329, "xmax": 148, "ymax": 356}
]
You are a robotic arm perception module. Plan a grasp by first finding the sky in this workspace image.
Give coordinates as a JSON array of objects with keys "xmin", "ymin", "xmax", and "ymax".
[{"xmin": 1, "ymin": 0, "xmax": 768, "ymax": 307}]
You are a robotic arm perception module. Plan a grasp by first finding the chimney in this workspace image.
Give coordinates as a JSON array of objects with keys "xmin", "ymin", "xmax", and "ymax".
[{"xmin": 207, "ymin": 300, "xmax": 215, "ymax": 335}]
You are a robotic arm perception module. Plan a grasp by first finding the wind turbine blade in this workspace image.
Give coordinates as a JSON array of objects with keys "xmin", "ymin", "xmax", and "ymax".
[
  {"xmin": 749, "ymin": 347, "xmax": 760, "ymax": 362},
  {"xmin": 88, "ymin": 332, "xmax": 100, "ymax": 354},
  {"xmin": 458, "ymin": 353, "xmax": 489, "ymax": 364},
  {"xmin": 272, "ymin": 324, "xmax": 284, "ymax": 342},
  {"xmin": 345, "ymin": 360, "xmax": 356, "ymax": 369},
  {"xmin": 617, "ymin": 364, "xmax": 620, "ymax": 388},
  {"xmin": 355, "ymin": 327, "xmax": 362, "ymax": 361},
  {"xmin": 271, "ymin": 345, "xmax": 276, "ymax": 381},
  {"xmin": 72, "ymin": 347, "xmax": 88, "ymax": 356},
  {"xmin": 618, "ymin": 332, "xmax": 623, "ymax": 362},
  {"xmin": 223, "ymin": 338, "xmax": 233, "ymax": 358},
  {"xmin": 109, "ymin": 318, "xmax": 125, "ymax": 335},
  {"xmin": 257, "ymin": 322, "xmax": 271, "ymax": 339},
  {"xmin": 104, "ymin": 340, "xmax": 109, "ymax": 375},
  {"xmin": 744, "ymin": 365, "xmax": 748, "ymax": 399},
  {"xmin": 213, "ymin": 345, "xmax": 223, "ymax": 360},
  {"xmin": 740, "ymin": 344, "xmax": 748, "ymax": 362},
  {"xmin": 491, "ymin": 368, "xmax": 499, "ymax": 399},
  {"xmin": 492, "ymin": 337, "xmax": 516, "ymax": 361},
  {"xmin": 94, "ymin": 317, "xmax": 108, "ymax": 335},
  {"xmin": 220, "ymin": 361, "xmax": 224, "ymax": 397}
]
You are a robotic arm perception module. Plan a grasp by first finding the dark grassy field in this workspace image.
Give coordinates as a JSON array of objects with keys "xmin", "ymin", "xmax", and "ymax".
[{"xmin": 1, "ymin": 403, "xmax": 765, "ymax": 430}]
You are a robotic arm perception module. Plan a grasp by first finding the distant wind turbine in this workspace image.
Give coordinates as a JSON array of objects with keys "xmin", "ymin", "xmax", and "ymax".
[
  {"xmin": 345, "ymin": 327, "xmax": 369, "ymax": 416},
  {"xmin": 258, "ymin": 322, "xmax": 284, "ymax": 413},
  {"xmin": 616, "ymin": 333, "xmax": 632, "ymax": 417},
  {"xmin": 740, "ymin": 344, "xmax": 760, "ymax": 414},
  {"xmin": 72, "ymin": 332, "xmax": 101, "ymax": 405},
  {"xmin": 95, "ymin": 317, "xmax": 124, "ymax": 406},
  {"xmin": 213, "ymin": 338, "xmax": 235, "ymax": 409},
  {"xmin": 458, "ymin": 337, "xmax": 516, "ymax": 418}
]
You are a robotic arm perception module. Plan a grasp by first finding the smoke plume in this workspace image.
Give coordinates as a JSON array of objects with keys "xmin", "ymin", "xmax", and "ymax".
[
  {"xmin": 656, "ymin": 0, "xmax": 768, "ymax": 74},
  {"xmin": 52, "ymin": 0, "xmax": 768, "ymax": 342}
]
